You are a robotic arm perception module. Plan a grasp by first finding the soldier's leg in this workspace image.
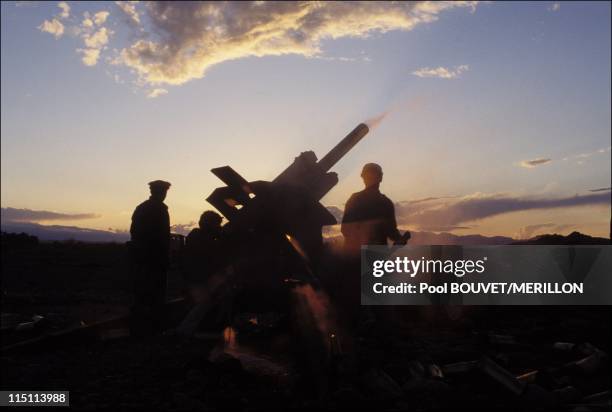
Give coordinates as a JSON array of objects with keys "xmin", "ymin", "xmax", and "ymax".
[
  {"xmin": 149, "ymin": 265, "xmax": 167, "ymax": 333},
  {"xmin": 130, "ymin": 263, "xmax": 157, "ymax": 337},
  {"xmin": 132, "ymin": 262, "xmax": 147, "ymax": 308},
  {"xmin": 159, "ymin": 266, "xmax": 168, "ymax": 306}
]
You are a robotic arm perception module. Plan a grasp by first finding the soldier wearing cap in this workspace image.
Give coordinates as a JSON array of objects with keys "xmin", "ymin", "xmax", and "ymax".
[
  {"xmin": 341, "ymin": 163, "xmax": 408, "ymax": 253},
  {"xmin": 129, "ymin": 180, "xmax": 171, "ymax": 335}
]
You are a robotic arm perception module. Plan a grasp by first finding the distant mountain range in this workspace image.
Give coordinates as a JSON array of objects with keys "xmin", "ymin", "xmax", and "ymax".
[
  {"xmin": 1, "ymin": 221, "xmax": 609, "ymax": 245},
  {"xmin": 322, "ymin": 231, "xmax": 513, "ymax": 246},
  {"xmin": 408, "ymin": 231, "xmax": 513, "ymax": 245},
  {"xmin": 511, "ymin": 231, "xmax": 610, "ymax": 245},
  {"xmin": 0, "ymin": 222, "xmax": 129, "ymax": 243}
]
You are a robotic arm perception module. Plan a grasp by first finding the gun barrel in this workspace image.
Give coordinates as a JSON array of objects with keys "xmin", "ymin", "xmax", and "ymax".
[{"xmin": 317, "ymin": 123, "xmax": 369, "ymax": 172}]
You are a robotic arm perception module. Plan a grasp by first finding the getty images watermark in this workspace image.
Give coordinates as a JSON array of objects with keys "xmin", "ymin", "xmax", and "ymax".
[{"xmin": 361, "ymin": 245, "xmax": 612, "ymax": 305}]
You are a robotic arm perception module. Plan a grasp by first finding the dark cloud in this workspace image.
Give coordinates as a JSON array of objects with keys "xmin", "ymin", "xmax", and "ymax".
[
  {"xmin": 395, "ymin": 192, "xmax": 610, "ymax": 229},
  {"xmin": 402, "ymin": 196, "xmax": 459, "ymax": 205},
  {"xmin": 417, "ymin": 225, "xmax": 472, "ymax": 232},
  {"xmin": 589, "ymin": 187, "xmax": 611, "ymax": 192},
  {"xmin": 520, "ymin": 158, "xmax": 552, "ymax": 168},
  {"xmin": 1, "ymin": 207, "xmax": 100, "ymax": 223},
  {"xmin": 325, "ymin": 191, "xmax": 608, "ymax": 233}
]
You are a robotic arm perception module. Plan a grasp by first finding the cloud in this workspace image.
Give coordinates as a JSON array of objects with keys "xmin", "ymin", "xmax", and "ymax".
[
  {"xmin": 590, "ymin": 187, "xmax": 611, "ymax": 193},
  {"xmin": 37, "ymin": 5, "xmax": 114, "ymax": 67},
  {"xmin": 549, "ymin": 2, "xmax": 560, "ymax": 12},
  {"xmin": 326, "ymin": 190, "xmax": 608, "ymax": 234},
  {"xmin": 93, "ymin": 11, "xmax": 110, "ymax": 26},
  {"xmin": 419, "ymin": 225, "xmax": 472, "ymax": 232},
  {"xmin": 115, "ymin": 1, "xmax": 141, "ymax": 25},
  {"xmin": 79, "ymin": 48, "xmax": 101, "ymax": 66},
  {"xmin": 412, "ymin": 64, "xmax": 469, "ymax": 79},
  {"xmin": 1, "ymin": 207, "xmax": 100, "ymax": 223},
  {"xmin": 38, "ymin": 18, "xmax": 65, "ymax": 38},
  {"xmin": 562, "ymin": 146, "xmax": 611, "ymax": 165},
  {"xmin": 58, "ymin": 1, "xmax": 70, "ymax": 19},
  {"xmin": 406, "ymin": 196, "xmax": 459, "ymax": 205},
  {"xmin": 77, "ymin": 16, "xmax": 113, "ymax": 66},
  {"xmin": 84, "ymin": 26, "xmax": 110, "ymax": 48},
  {"xmin": 520, "ymin": 157, "xmax": 552, "ymax": 168},
  {"xmin": 394, "ymin": 196, "xmax": 461, "ymax": 218},
  {"xmin": 147, "ymin": 88, "xmax": 168, "ymax": 98},
  {"xmin": 518, "ymin": 223, "xmax": 555, "ymax": 239},
  {"xmin": 394, "ymin": 191, "xmax": 611, "ymax": 230},
  {"xmin": 82, "ymin": 17, "xmax": 94, "ymax": 28},
  {"xmin": 36, "ymin": 1, "xmax": 479, "ymax": 93},
  {"xmin": 38, "ymin": 2, "xmax": 71, "ymax": 38},
  {"xmin": 118, "ymin": 1, "xmax": 478, "ymax": 86},
  {"xmin": 15, "ymin": 1, "xmax": 39, "ymax": 7}
]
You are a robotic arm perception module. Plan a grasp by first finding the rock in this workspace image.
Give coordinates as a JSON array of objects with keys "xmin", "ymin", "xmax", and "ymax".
[
  {"xmin": 553, "ymin": 386, "xmax": 582, "ymax": 403},
  {"xmin": 210, "ymin": 352, "xmax": 244, "ymax": 375},
  {"xmin": 442, "ymin": 360, "xmax": 478, "ymax": 375},
  {"xmin": 478, "ymin": 356, "xmax": 526, "ymax": 396},
  {"xmin": 519, "ymin": 383, "xmax": 558, "ymax": 410},
  {"xmin": 360, "ymin": 368, "xmax": 403, "ymax": 400}
]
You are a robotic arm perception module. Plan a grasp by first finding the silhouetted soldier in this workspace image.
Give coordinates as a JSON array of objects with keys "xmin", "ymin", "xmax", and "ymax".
[
  {"xmin": 340, "ymin": 164, "xmax": 409, "ymax": 330},
  {"xmin": 177, "ymin": 211, "xmax": 237, "ymax": 336},
  {"xmin": 129, "ymin": 180, "xmax": 171, "ymax": 335},
  {"xmin": 186, "ymin": 211, "xmax": 223, "ymax": 248},
  {"xmin": 183, "ymin": 210, "xmax": 225, "ymax": 283},
  {"xmin": 341, "ymin": 163, "xmax": 409, "ymax": 253}
]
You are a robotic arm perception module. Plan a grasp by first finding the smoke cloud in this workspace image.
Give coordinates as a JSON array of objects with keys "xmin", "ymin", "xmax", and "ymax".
[{"xmin": 365, "ymin": 111, "xmax": 390, "ymax": 130}]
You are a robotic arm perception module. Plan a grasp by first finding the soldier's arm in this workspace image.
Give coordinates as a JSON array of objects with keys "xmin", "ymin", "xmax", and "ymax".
[
  {"xmin": 130, "ymin": 205, "xmax": 142, "ymax": 240},
  {"xmin": 341, "ymin": 194, "xmax": 359, "ymax": 239},
  {"xmin": 163, "ymin": 208, "xmax": 171, "ymax": 246},
  {"xmin": 386, "ymin": 199, "xmax": 402, "ymax": 242}
]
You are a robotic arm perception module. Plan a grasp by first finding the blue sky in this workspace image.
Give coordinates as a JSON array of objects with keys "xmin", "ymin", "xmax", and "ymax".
[{"xmin": 1, "ymin": 1, "xmax": 610, "ymax": 238}]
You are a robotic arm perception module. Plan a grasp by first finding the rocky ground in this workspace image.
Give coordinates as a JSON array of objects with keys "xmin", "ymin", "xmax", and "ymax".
[{"xmin": 1, "ymin": 241, "xmax": 610, "ymax": 410}]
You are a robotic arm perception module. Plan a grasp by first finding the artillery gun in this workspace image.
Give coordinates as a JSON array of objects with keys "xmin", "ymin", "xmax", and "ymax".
[
  {"xmin": 177, "ymin": 124, "xmax": 371, "ymax": 338},
  {"xmin": 206, "ymin": 123, "xmax": 370, "ymax": 270}
]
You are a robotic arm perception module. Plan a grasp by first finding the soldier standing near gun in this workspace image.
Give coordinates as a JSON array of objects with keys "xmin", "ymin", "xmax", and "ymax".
[
  {"xmin": 341, "ymin": 163, "xmax": 409, "ymax": 253},
  {"xmin": 340, "ymin": 163, "xmax": 409, "ymax": 328},
  {"xmin": 129, "ymin": 180, "xmax": 171, "ymax": 336},
  {"xmin": 183, "ymin": 210, "xmax": 225, "ymax": 284}
]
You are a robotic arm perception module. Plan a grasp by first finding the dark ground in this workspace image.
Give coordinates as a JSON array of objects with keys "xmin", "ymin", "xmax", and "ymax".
[
  {"xmin": 1, "ymin": 241, "xmax": 610, "ymax": 410},
  {"xmin": 1, "ymin": 241, "xmax": 184, "ymax": 346}
]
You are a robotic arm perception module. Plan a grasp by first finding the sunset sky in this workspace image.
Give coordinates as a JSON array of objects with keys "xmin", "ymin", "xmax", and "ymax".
[{"xmin": 1, "ymin": 1, "xmax": 610, "ymax": 239}]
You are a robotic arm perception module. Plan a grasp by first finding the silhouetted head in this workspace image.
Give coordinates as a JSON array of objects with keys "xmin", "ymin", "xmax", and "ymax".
[
  {"xmin": 361, "ymin": 163, "xmax": 383, "ymax": 188},
  {"xmin": 148, "ymin": 180, "xmax": 171, "ymax": 201},
  {"xmin": 199, "ymin": 210, "xmax": 223, "ymax": 233}
]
